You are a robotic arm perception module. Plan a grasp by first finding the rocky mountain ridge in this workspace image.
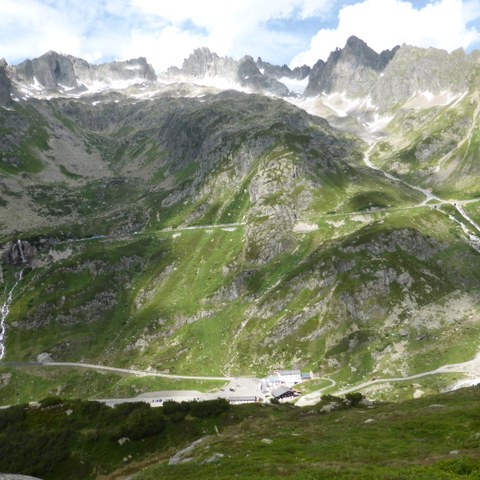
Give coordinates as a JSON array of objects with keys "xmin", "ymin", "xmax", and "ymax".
[
  {"xmin": 2, "ymin": 37, "xmax": 479, "ymax": 108},
  {"xmin": 163, "ymin": 47, "xmax": 309, "ymax": 97},
  {"xmin": 7, "ymin": 50, "xmax": 157, "ymax": 97},
  {"xmin": 0, "ymin": 59, "xmax": 12, "ymax": 106}
]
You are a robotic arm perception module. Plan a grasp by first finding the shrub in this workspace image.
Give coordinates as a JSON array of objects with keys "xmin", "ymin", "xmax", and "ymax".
[
  {"xmin": 76, "ymin": 400, "xmax": 111, "ymax": 424},
  {"xmin": 190, "ymin": 399, "xmax": 230, "ymax": 418},
  {"xmin": 115, "ymin": 408, "xmax": 166, "ymax": 441},
  {"xmin": 0, "ymin": 405, "xmax": 26, "ymax": 430},
  {"xmin": 0, "ymin": 431, "xmax": 71, "ymax": 475},
  {"xmin": 345, "ymin": 392, "xmax": 365, "ymax": 406},
  {"xmin": 162, "ymin": 400, "xmax": 191, "ymax": 416},
  {"xmin": 39, "ymin": 396, "xmax": 63, "ymax": 408},
  {"xmin": 321, "ymin": 394, "xmax": 343, "ymax": 403},
  {"xmin": 113, "ymin": 401, "xmax": 149, "ymax": 418}
]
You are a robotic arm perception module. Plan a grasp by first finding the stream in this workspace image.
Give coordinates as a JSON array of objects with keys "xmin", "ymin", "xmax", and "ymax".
[
  {"xmin": 364, "ymin": 143, "xmax": 480, "ymax": 251},
  {"xmin": 0, "ymin": 270, "xmax": 23, "ymax": 360}
]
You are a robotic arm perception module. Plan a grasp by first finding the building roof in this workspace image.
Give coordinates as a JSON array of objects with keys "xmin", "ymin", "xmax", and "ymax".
[
  {"xmin": 229, "ymin": 396, "xmax": 257, "ymax": 403},
  {"xmin": 276, "ymin": 370, "xmax": 301, "ymax": 376},
  {"xmin": 272, "ymin": 386, "xmax": 291, "ymax": 398}
]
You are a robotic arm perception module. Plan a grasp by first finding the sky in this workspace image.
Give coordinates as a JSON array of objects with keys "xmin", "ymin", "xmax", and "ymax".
[{"xmin": 1, "ymin": 0, "xmax": 480, "ymax": 72}]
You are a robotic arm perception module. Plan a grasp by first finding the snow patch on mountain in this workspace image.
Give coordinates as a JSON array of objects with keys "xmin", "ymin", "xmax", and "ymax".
[
  {"xmin": 402, "ymin": 90, "xmax": 466, "ymax": 110},
  {"xmin": 158, "ymin": 74, "xmax": 247, "ymax": 94},
  {"xmin": 366, "ymin": 114, "xmax": 394, "ymax": 133},
  {"xmin": 278, "ymin": 76, "xmax": 308, "ymax": 94}
]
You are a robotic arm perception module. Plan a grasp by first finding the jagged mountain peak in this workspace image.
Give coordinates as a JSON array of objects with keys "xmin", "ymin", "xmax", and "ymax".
[
  {"xmin": 14, "ymin": 51, "xmax": 78, "ymax": 90},
  {"xmin": 342, "ymin": 35, "xmax": 392, "ymax": 54},
  {"xmin": 345, "ymin": 34, "xmax": 364, "ymax": 45},
  {"xmin": 327, "ymin": 35, "xmax": 399, "ymax": 72},
  {"xmin": 0, "ymin": 58, "xmax": 12, "ymax": 106},
  {"xmin": 183, "ymin": 46, "xmax": 220, "ymax": 66},
  {"xmin": 9, "ymin": 52, "xmax": 157, "ymax": 96}
]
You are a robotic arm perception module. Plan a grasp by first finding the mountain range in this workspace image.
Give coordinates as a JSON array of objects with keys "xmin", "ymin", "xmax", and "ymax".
[{"xmin": 1, "ymin": 36, "xmax": 480, "ymax": 405}]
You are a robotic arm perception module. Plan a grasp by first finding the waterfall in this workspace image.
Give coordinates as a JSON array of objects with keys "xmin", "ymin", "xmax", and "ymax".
[
  {"xmin": 0, "ymin": 270, "xmax": 23, "ymax": 360},
  {"xmin": 17, "ymin": 239, "xmax": 26, "ymax": 263}
]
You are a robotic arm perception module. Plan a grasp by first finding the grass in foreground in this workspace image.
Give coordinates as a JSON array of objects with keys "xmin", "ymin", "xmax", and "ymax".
[{"xmin": 1, "ymin": 387, "xmax": 480, "ymax": 479}]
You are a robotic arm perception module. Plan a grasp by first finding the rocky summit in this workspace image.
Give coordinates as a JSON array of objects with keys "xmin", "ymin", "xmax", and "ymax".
[{"xmin": 0, "ymin": 37, "xmax": 480, "ymax": 407}]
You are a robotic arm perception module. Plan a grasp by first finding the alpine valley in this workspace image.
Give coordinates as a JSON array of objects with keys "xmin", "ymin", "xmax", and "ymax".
[{"xmin": 1, "ymin": 36, "xmax": 480, "ymax": 408}]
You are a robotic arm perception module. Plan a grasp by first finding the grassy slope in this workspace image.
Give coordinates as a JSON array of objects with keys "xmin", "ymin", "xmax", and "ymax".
[
  {"xmin": 3, "ymin": 204, "xmax": 479, "ymax": 398},
  {"xmin": 1, "ymin": 90, "xmax": 480, "ymax": 401},
  {"xmin": 140, "ymin": 387, "xmax": 480, "ymax": 480},
  {"xmin": 1, "ymin": 387, "xmax": 480, "ymax": 480},
  {"xmin": 371, "ymin": 81, "xmax": 480, "ymax": 199},
  {"xmin": 0, "ymin": 366, "xmax": 225, "ymax": 405}
]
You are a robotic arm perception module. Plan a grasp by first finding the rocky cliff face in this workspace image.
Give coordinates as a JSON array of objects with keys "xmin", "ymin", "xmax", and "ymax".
[
  {"xmin": 10, "ymin": 52, "xmax": 156, "ymax": 92},
  {"xmin": 164, "ymin": 47, "xmax": 295, "ymax": 96},
  {"xmin": 305, "ymin": 36, "xmax": 399, "ymax": 98},
  {"xmin": 167, "ymin": 47, "xmax": 238, "ymax": 79},
  {"xmin": 13, "ymin": 51, "xmax": 78, "ymax": 89},
  {"xmin": 237, "ymin": 56, "xmax": 289, "ymax": 96},
  {"xmin": 373, "ymin": 46, "xmax": 474, "ymax": 107},
  {"xmin": 0, "ymin": 59, "xmax": 12, "ymax": 106},
  {"xmin": 305, "ymin": 36, "xmax": 476, "ymax": 110},
  {"xmin": 256, "ymin": 57, "xmax": 310, "ymax": 80},
  {"xmin": 69, "ymin": 55, "xmax": 157, "ymax": 85}
]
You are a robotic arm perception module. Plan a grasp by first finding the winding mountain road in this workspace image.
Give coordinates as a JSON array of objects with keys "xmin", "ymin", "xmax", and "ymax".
[
  {"xmin": 0, "ymin": 361, "xmax": 233, "ymax": 381},
  {"xmin": 296, "ymin": 354, "xmax": 480, "ymax": 406},
  {"xmin": 363, "ymin": 142, "xmax": 480, "ymax": 251},
  {"xmin": 56, "ymin": 222, "xmax": 246, "ymax": 245},
  {"xmin": 4, "ymin": 357, "xmax": 479, "ymax": 409}
]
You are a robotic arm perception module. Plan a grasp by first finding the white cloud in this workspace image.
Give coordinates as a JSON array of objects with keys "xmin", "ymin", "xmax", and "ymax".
[
  {"xmin": 130, "ymin": 0, "xmax": 333, "ymax": 29},
  {"xmin": 0, "ymin": 0, "xmax": 86, "ymax": 60},
  {"xmin": 0, "ymin": 0, "xmax": 334, "ymax": 72},
  {"xmin": 1, "ymin": 0, "xmax": 479, "ymax": 74},
  {"xmin": 128, "ymin": 0, "xmax": 335, "ymax": 70},
  {"xmin": 122, "ymin": 25, "xmax": 206, "ymax": 72},
  {"xmin": 291, "ymin": 0, "xmax": 480, "ymax": 67}
]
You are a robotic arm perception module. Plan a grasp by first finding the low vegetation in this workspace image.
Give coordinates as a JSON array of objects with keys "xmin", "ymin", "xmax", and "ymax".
[{"xmin": 0, "ymin": 387, "xmax": 479, "ymax": 479}]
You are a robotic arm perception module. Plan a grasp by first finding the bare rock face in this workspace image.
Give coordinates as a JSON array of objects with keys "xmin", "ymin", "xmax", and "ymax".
[
  {"xmin": 304, "ymin": 35, "xmax": 474, "ymax": 110},
  {"xmin": 169, "ymin": 47, "xmax": 238, "ymax": 79},
  {"xmin": 164, "ymin": 47, "xmax": 291, "ymax": 96},
  {"xmin": 69, "ymin": 55, "xmax": 157, "ymax": 85},
  {"xmin": 374, "ymin": 46, "xmax": 474, "ymax": 108},
  {"xmin": 305, "ymin": 35, "xmax": 398, "ymax": 98},
  {"xmin": 0, "ymin": 58, "xmax": 12, "ymax": 106},
  {"xmin": 237, "ymin": 56, "xmax": 289, "ymax": 97},
  {"xmin": 11, "ymin": 52, "xmax": 156, "ymax": 91},
  {"xmin": 14, "ymin": 51, "xmax": 78, "ymax": 89},
  {"xmin": 256, "ymin": 57, "xmax": 310, "ymax": 81},
  {"xmin": 0, "ymin": 239, "xmax": 50, "ymax": 266}
]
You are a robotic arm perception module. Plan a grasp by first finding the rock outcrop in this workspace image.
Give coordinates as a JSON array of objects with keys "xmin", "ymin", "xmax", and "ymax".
[
  {"xmin": 305, "ymin": 36, "xmax": 399, "ymax": 98},
  {"xmin": 374, "ymin": 46, "xmax": 474, "ymax": 107},
  {"xmin": 167, "ymin": 47, "xmax": 238, "ymax": 79},
  {"xmin": 10, "ymin": 52, "xmax": 156, "ymax": 92},
  {"xmin": 237, "ymin": 56, "xmax": 289, "ymax": 97},
  {"xmin": 13, "ymin": 51, "xmax": 78, "ymax": 89},
  {"xmin": 164, "ymin": 47, "xmax": 294, "ymax": 96},
  {"xmin": 256, "ymin": 57, "xmax": 310, "ymax": 80},
  {"xmin": 0, "ymin": 59, "xmax": 12, "ymax": 106},
  {"xmin": 69, "ymin": 55, "xmax": 157, "ymax": 86},
  {"xmin": 305, "ymin": 35, "xmax": 475, "ymax": 110}
]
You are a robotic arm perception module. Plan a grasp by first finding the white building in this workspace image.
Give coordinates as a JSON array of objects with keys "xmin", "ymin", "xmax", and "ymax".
[{"xmin": 275, "ymin": 370, "xmax": 302, "ymax": 387}]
